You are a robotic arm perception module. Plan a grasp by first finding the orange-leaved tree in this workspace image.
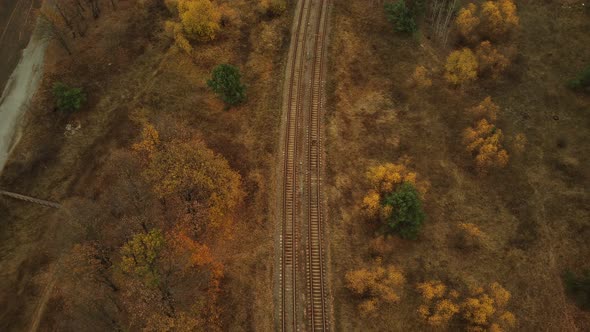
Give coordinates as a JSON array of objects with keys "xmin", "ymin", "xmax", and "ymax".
[
  {"xmin": 455, "ymin": 3, "xmax": 480, "ymax": 42},
  {"xmin": 476, "ymin": 41, "xmax": 510, "ymax": 78},
  {"xmin": 345, "ymin": 260, "xmax": 405, "ymax": 316},
  {"xmin": 466, "ymin": 96, "xmax": 500, "ymax": 122},
  {"xmin": 481, "ymin": 0, "xmax": 519, "ymax": 40},
  {"xmin": 133, "ymin": 123, "xmax": 244, "ymax": 232},
  {"xmin": 178, "ymin": 0, "xmax": 222, "ymax": 42},
  {"xmin": 445, "ymin": 48, "xmax": 479, "ymax": 85},
  {"xmin": 463, "ymin": 119, "xmax": 509, "ymax": 172}
]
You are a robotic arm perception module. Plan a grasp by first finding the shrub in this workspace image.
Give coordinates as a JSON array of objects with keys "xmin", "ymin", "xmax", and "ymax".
[
  {"xmin": 461, "ymin": 282, "xmax": 515, "ymax": 330},
  {"xmin": 385, "ymin": 0, "xmax": 417, "ymax": 34},
  {"xmin": 416, "ymin": 281, "xmax": 460, "ymax": 326},
  {"xmin": 345, "ymin": 262, "xmax": 405, "ymax": 316},
  {"xmin": 567, "ymin": 66, "xmax": 590, "ymax": 91},
  {"xmin": 463, "ymin": 119, "xmax": 509, "ymax": 173},
  {"xmin": 207, "ymin": 64, "xmax": 246, "ymax": 106},
  {"xmin": 466, "ymin": 96, "xmax": 500, "ymax": 122},
  {"xmin": 476, "ymin": 41, "xmax": 510, "ymax": 78},
  {"xmin": 52, "ymin": 82, "xmax": 86, "ymax": 113},
  {"xmin": 382, "ymin": 182, "xmax": 425, "ymax": 240},
  {"xmin": 456, "ymin": 223, "xmax": 486, "ymax": 249},
  {"xmin": 411, "ymin": 65, "xmax": 432, "ymax": 88},
  {"xmin": 444, "ymin": 48, "xmax": 479, "ymax": 85},
  {"xmin": 563, "ymin": 270, "xmax": 590, "ymax": 310}
]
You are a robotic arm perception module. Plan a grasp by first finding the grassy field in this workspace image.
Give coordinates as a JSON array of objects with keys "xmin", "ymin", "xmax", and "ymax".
[
  {"xmin": 326, "ymin": 0, "xmax": 590, "ymax": 330},
  {"xmin": 0, "ymin": 0, "xmax": 291, "ymax": 330}
]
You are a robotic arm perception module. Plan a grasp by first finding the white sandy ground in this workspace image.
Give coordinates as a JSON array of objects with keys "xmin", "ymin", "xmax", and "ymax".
[{"xmin": 0, "ymin": 30, "xmax": 47, "ymax": 174}]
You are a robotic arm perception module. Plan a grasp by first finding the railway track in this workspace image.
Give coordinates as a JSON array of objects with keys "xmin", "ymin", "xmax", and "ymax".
[
  {"xmin": 305, "ymin": 0, "xmax": 329, "ymax": 330},
  {"xmin": 279, "ymin": 0, "xmax": 330, "ymax": 330}
]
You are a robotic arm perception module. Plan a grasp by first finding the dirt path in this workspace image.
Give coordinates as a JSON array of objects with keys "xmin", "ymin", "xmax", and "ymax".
[{"xmin": 27, "ymin": 269, "xmax": 57, "ymax": 332}]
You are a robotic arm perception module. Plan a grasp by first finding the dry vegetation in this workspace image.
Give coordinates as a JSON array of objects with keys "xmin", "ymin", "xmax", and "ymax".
[
  {"xmin": 327, "ymin": 0, "xmax": 590, "ymax": 330},
  {"xmin": 0, "ymin": 0, "xmax": 292, "ymax": 330}
]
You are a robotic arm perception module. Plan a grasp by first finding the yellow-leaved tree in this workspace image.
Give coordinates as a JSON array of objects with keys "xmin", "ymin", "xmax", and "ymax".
[
  {"xmin": 163, "ymin": 0, "xmax": 221, "ymax": 53},
  {"xmin": 178, "ymin": 0, "xmax": 221, "ymax": 42},
  {"xmin": 345, "ymin": 260, "xmax": 405, "ymax": 316},
  {"xmin": 445, "ymin": 48, "xmax": 479, "ymax": 85}
]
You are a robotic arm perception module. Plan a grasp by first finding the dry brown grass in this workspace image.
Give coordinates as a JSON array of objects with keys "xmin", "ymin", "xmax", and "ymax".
[
  {"xmin": 0, "ymin": 0, "xmax": 291, "ymax": 330},
  {"xmin": 326, "ymin": 0, "xmax": 590, "ymax": 330}
]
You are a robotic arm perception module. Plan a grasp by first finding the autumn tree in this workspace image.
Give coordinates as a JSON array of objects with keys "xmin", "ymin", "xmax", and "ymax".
[
  {"xmin": 466, "ymin": 96, "xmax": 500, "ymax": 122},
  {"xmin": 445, "ymin": 48, "xmax": 479, "ymax": 85},
  {"xmin": 416, "ymin": 281, "xmax": 460, "ymax": 326},
  {"xmin": 463, "ymin": 119, "xmax": 509, "ymax": 173},
  {"xmin": 207, "ymin": 64, "xmax": 246, "ymax": 106},
  {"xmin": 345, "ymin": 261, "xmax": 405, "ymax": 316},
  {"xmin": 40, "ymin": 242, "xmax": 120, "ymax": 331},
  {"xmin": 455, "ymin": 3, "xmax": 480, "ymax": 42},
  {"xmin": 120, "ymin": 229, "xmax": 165, "ymax": 287},
  {"xmin": 476, "ymin": 41, "xmax": 510, "ymax": 78},
  {"xmin": 178, "ymin": 0, "xmax": 222, "ymax": 42},
  {"xmin": 38, "ymin": 5, "xmax": 73, "ymax": 55},
  {"xmin": 133, "ymin": 123, "xmax": 244, "ymax": 232},
  {"xmin": 481, "ymin": 0, "xmax": 519, "ymax": 40}
]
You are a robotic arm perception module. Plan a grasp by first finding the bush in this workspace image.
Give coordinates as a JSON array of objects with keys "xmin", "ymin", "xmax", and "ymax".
[
  {"xmin": 385, "ymin": 0, "xmax": 417, "ymax": 34},
  {"xmin": 382, "ymin": 182, "xmax": 425, "ymax": 239},
  {"xmin": 563, "ymin": 270, "xmax": 590, "ymax": 310},
  {"xmin": 52, "ymin": 82, "xmax": 86, "ymax": 113},
  {"xmin": 567, "ymin": 66, "xmax": 590, "ymax": 91},
  {"xmin": 207, "ymin": 64, "xmax": 246, "ymax": 106},
  {"xmin": 345, "ymin": 261, "xmax": 405, "ymax": 316}
]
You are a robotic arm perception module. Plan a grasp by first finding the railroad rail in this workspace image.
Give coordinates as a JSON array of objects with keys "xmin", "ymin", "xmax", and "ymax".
[
  {"xmin": 279, "ymin": 0, "xmax": 330, "ymax": 330},
  {"xmin": 305, "ymin": 0, "xmax": 329, "ymax": 330},
  {"xmin": 280, "ymin": 0, "xmax": 310, "ymax": 329},
  {"xmin": 0, "ymin": 189, "xmax": 60, "ymax": 208}
]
